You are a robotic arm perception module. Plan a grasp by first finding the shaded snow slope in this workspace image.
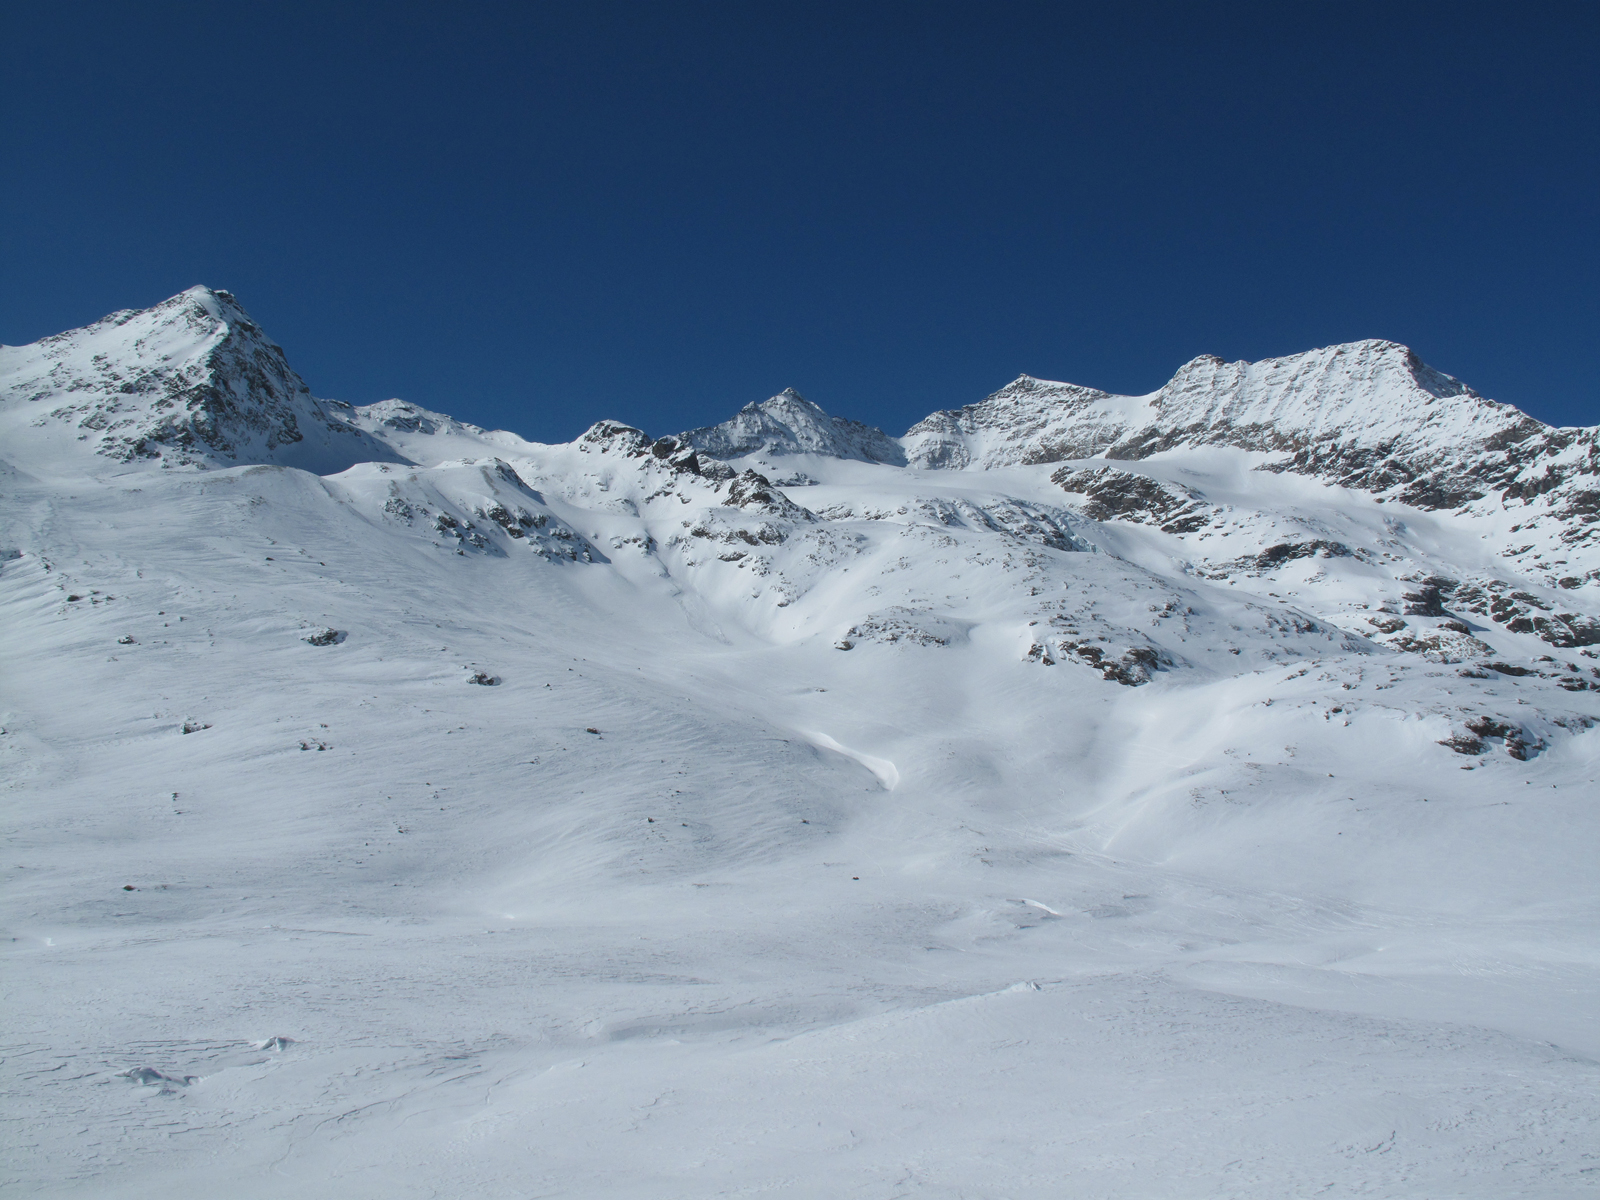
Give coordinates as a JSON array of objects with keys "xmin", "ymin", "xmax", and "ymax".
[{"xmin": 4, "ymin": 289, "xmax": 1599, "ymax": 1199}]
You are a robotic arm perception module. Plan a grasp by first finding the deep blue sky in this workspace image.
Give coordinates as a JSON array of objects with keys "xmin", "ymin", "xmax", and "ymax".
[{"xmin": 4, "ymin": 2, "xmax": 1596, "ymax": 439}]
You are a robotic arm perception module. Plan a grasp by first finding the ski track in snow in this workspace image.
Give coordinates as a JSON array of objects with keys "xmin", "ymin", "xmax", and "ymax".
[{"xmin": 2, "ymin": 288, "xmax": 1599, "ymax": 1198}]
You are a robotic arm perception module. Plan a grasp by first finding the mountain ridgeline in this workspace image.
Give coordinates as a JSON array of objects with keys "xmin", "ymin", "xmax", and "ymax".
[
  {"xmin": 10, "ymin": 287, "xmax": 1593, "ymax": 533},
  {"xmin": 3, "ymin": 286, "xmax": 1596, "ymax": 672},
  {"xmin": 6, "ymin": 287, "xmax": 1600, "ymax": 1195}
]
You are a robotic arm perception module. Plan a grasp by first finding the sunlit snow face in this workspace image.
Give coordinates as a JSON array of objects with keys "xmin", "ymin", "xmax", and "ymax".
[{"xmin": 3, "ymin": 288, "xmax": 1596, "ymax": 1200}]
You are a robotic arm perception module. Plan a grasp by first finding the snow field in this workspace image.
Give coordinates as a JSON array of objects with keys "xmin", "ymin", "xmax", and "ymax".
[{"xmin": 3, "ymin": 289, "xmax": 1598, "ymax": 1196}]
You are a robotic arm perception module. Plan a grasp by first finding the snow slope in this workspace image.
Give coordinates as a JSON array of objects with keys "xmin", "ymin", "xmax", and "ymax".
[{"xmin": 3, "ymin": 290, "xmax": 1599, "ymax": 1199}]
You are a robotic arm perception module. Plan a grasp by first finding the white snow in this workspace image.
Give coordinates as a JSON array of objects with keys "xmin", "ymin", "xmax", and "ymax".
[{"xmin": 3, "ymin": 290, "xmax": 1598, "ymax": 1198}]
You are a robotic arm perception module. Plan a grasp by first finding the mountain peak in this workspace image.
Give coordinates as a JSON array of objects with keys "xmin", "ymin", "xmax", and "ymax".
[
  {"xmin": 738, "ymin": 388, "xmax": 819, "ymax": 417},
  {"xmin": 0, "ymin": 286, "xmax": 404, "ymax": 475},
  {"xmin": 901, "ymin": 374, "xmax": 1132, "ymax": 469},
  {"xmin": 682, "ymin": 390, "xmax": 905, "ymax": 465},
  {"xmin": 180, "ymin": 282, "xmax": 231, "ymax": 305},
  {"xmin": 1149, "ymin": 339, "xmax": 1487, "ymax": 436},
  {"xmin": 902, "ymin": 340, "xmax": 1593, "ymax": 522}
]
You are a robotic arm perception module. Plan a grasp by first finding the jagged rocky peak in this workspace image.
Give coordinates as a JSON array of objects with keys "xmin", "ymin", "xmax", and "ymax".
[
  {"xmin": 905, "ymin": 340, "xmax": 1597, "ymax": 524},
  {"xmin": 906, "ymin": 340, "xmax": 1518, "ymax": 472},
  {"xmin": 574, "ymin": 418, "xmax": 737, "ymax": 480},
  {"xmin": 0, "ymin": 285, "xmax": 404, "ymax": 474},
  {"xmin": 577, "ymin": 418, "xmax": 654, "ymax": 456},
  {"xmin": 1112, "ymin": 340, "xmax": 1597, "ymax": 516},
  {"xmin": 681, "ymin": 387, "xmax": 906, "ymax": 465}
]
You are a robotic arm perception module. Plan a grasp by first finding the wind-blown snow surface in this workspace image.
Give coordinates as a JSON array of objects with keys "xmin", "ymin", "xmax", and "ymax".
[{"xmin": 3, "ymin": 290, "xmax": 1599, "ymax": 1199}]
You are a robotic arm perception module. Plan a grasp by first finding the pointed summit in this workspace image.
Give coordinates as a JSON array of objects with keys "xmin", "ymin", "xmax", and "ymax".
[
  {"xmin": 681, "ymin": 389, "xmax": 906, "ymax": 464},
  {"xmin": 735, "ymin": 387, "xmax": 818, "ymax": 418},
  {"xmin": 0, "ymin": 287, "xmax": 406, "ymax": 476}
]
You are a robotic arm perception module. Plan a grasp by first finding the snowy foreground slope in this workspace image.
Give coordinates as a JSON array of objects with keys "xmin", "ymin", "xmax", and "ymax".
[{"xmin": 3, "ymin": 288, "xmax": 1598, "ymax": 1199}]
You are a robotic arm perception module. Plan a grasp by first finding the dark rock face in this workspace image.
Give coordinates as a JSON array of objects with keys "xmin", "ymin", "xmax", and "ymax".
[
  {"xmin": 905, "ymin": 342, "xmax": 1600, "ymax": 541},
  {"xmin": 722, "ymin": 470, "xmax": 815, "ymax": 522},
  {"xmin": 577, "ymin": 420, "xmax": 654, "ymax": 457},
  {"xmin": 1402, "ymin": 585, "xmax": 1448, "ymax": 617},
  {"xmin": 1249, "ymin": 423, "xmax": 1598, "ymax": 517},
  {"xmin": 836, "ymin": 607, "xmax": 959, "ymax": 648},
  {"xmin": 6, "ymin": 287, "xmax": 403, "ymax": 472},
  {"xmin": 1439, "ymin": 714, "xmax": 1545, "ymax": 760},
  {"xmin": 1253, "ymin": 541, "xmax": 1354, "ymax": 571},
  {"xmin": 1467, "ymin": 715, "xmax": 1537, "ymax": 759},
  {"xmin": 1051, "ymin": 466, "xmax": 1212, "ymax": 534},
  {"xmin": 1423, "ymin": 577, "xmax": 1600, "ymax": 648},
  {"xmin": 1026, "ymin": 637, "xmax": 1172, "ymax": 685},
  {"xmin": 1539, "ymin": 615, "xmax": 1600, "ymax": 647},
  {"xmin": 647, "ymin": 435, "xmax": 702, "ymax": 475},
  {"xmin": 576, "ymin": 422, "xmax": 730, "ymax": 481}
]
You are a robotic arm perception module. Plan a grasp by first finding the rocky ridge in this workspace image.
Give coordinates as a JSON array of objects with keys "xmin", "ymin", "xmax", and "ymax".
[
  {"xmin": 905, "ymin": 342, "xmax": 1597, "ymax": 575},
  {"xmin": 0, "ymin": 286, "xmax": 402, "ymax": 474}
]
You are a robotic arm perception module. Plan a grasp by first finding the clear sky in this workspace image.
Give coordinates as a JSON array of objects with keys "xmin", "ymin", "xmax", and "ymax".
[{"xmin": 4, "ymin": 1, "xmax": 1596, "ymax": 439}]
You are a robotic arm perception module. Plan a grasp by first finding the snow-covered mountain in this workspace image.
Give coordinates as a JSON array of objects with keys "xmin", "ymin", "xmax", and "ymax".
[
  {"xmin": 4, "ymin": 289, "xmax": 1598, "ymax": 1199},
  {"xmin": 681, "ymin": 386, "xmax": 907, "ymax": 464},
  {"xmin": 0, "ymin": 285, "xmax": 405, "ymax": 476},
  {"xmin": 906, "ymin": 343, "xmax": 1598, "ymax": 583}
]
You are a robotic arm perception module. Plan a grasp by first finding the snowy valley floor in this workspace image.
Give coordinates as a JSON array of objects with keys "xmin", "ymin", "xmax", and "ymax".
[{"xmin": 3, "ymin": 461, "xmax": 1599, "ymax": 1199}]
